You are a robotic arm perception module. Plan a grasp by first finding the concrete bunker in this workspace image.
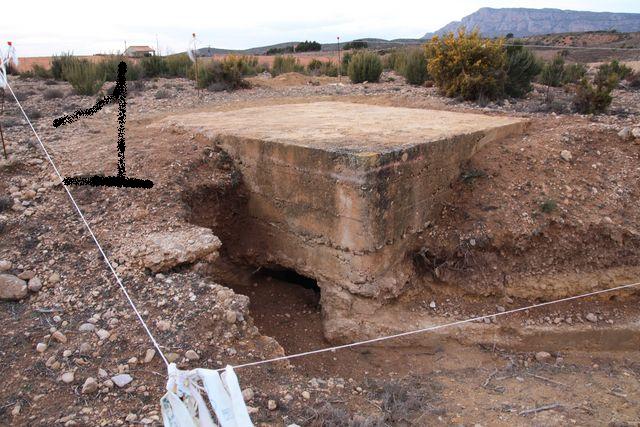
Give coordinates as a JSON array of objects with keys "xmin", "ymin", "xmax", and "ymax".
[{"xmin": 165, "ymin": 102, "xmax": 528, "ymax": 341}]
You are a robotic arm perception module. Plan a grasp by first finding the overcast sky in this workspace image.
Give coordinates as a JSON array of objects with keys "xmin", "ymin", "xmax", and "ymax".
[{"xmin": 4, "ymin": 0, "xmax": 640, "ymax": 56}]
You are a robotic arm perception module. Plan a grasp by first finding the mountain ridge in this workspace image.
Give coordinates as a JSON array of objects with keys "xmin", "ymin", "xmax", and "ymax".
[{"xmin": 422, "ymin": 7, "xmax": 640, "ymax": 39}]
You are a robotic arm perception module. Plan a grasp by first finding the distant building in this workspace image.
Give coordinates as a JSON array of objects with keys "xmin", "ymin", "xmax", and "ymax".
[{"xmin": 124, "ymin": 46, "xmax": 155, "ymax": 58}]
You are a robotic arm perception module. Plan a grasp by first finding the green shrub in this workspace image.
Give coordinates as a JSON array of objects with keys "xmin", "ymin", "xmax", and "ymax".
[
  {"xmin": 504, "ymin": 46, "xmax": 541, "ymax": 97},
  {"xmin": 165, "ymin": 54, "xmax": 193, "ymax": 77},
  {"xmin": 50, "ymin": 53, "xmax": 79, "ymax": 80},
  {"xmin": 43, "ymin": 88, "xmax": 64, "ymax": 99},
  {"xmin": 271, "ymin": 55, "xmax": 304, "ymax": 76},
  {"xmin": 306, "ymin": 59, "xmax": 338, "ymax": 77},
  {"xmin": 562, "ymin": 63, "xmax": 587, "ymax": 84},
  {"xmin": 347, "ymin": 51, "xmax": 383, "ymax": 83},
  {"xmin": 222, "ymin": 55, "xmax": 264, "ymax": 76},
  {"xmin": 307, "ymin": 59, "xmax": 322, "ymax": 72},
  {"xmin": 97, "ymin": 55, "xmax": 141, "ymax": 81},
  {"xmin": 296, "ymin": 41, "xmax": 321, "ymax": 52},
  {"xmin": 340, "ymin": 52, "xmax": 352, "ymax": 75},
  {"xmin": 195, "ymin": 57, "xmax": 249, "ymax": 91},
  {"xmin": 573, "ymin": 77, "xmax": 614, "ymax": 114},
  {"xmin": 597, "ymin": 60, "xmax": 632, "ymax": 80},
  {"xmin": 24, "ymin": 64, "xmax": 52, "ymax": 79},
  {"xmin": 595, "ymin": 60, "xmax": 632, "ymax": 89},
  {"xmin": 343, "ymin": 41, "xmax": 368, "ymax": 50},
  {"xmin": 154, "ymin": 89, "xmax": 170, "ymax": 99},
  {"xmin": 426, "ymin": 29, "xmax": 506, "ymax": 101},
  {"xmin": 26, "ymin": 109, "xmax": 42, "ymax": 120},
  {"xmin": 540, "ymin": 199, "xmax": 557, "ymax": 213},
  {"xmin": 140, "ymin": 55, "xmax": 168, "ymax": 78},
  {"xmin": 63, "ymin": 60, "xmax": 105, "ymax": 95},
  {"xmin": 401, "ymin": 49, "xmax": 428, "ymax": 85},
  {"xmin": 540, "ymin": 54, "xmax": 565, "ymax": 87},
  {"xmin": 383, "ymin": 49, "xmax": 407, "ymax": 71}
]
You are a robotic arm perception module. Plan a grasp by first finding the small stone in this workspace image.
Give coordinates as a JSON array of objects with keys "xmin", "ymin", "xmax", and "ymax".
[
  {"xmin": 535, "ymin": 351, "xmax": 552, "ymax": 363},
  {"xmin": 28, "ymin": 277, "xmax": 42, "ymax": 292},
  {"xmin": 36, "ymin": 342, "xmax": 47, "ymax": 353},
  {"xmin": 96, "ymin": 329, "xmax": 110, "ymax": 340},
  {"xmin": 98, "ymin": 368, "xmax": 108, "ymax": 378},
  {"xmin": 157, "ymin": 320, "xmax": 171, "ymax": 331},
  {"xmin": 62, "ymin": 350, "xmax": 72, "ymax": 357},
  {"xmin": 61, "ymin": 371, "xmax": 75, "ymax": 383},
  {"xmin": 0, "ymin": 260, "xmax": 11, "ymax": 272},
  {"xmin": 241, "ymin": 388, "xmax": 254, "ymax": 401},
  {"xmin": 560, "ymin": 150, "xmax": 572, "ymax": 162},
  {"xmin": 45, "ymin": 356, "xmax": 56, "ymax": 367},
  {"xmin": 125, "ymin": 414, "xmax": 137, "ymax": 422},
  {"xmin": 429, "ymin": 301, "xmax": 436, "ymax": 309},
  {"xmin": 143, "ymin": 349, "xmax": 155, "ymax": 363},
  {"xmin": 52, "ymin": 330, "xmax": 68, "ymax": 344},
  {"xmin": 618, "ymin": 127, "xmax": 633, "ymax": 140},
  {"xmin": 225, "ymin": 310, "xmax": 237, "ymax": 324},
  {"xmin": 166, "ymin": 352, "xmax": 179, "ymax": 363},
  {"xmin": 0, "ymin": 274, "xmax": 28, "ymax": 300},
  {"xmin": 301, "ymin": 391, "xmax": 310, "ymax": 400},
  {"xmin": 267, "ymin": 399, "xmax": 277, "ymax": 411},
  {"xmin": 632, "ymin": 127, "xmax": 640, "ymax": 139},
  {"xmin": 18, "ymin": 270, "xmax": 36, "ymax": 280},
  {"xmin": 111, "ymin": 374, "xmax": 133, "ymax": 388},
  {"xmin": 185, "ymin": 350, "xmax": 199, "ymax": 361},
  {"xmin": 48, "ymin": 272, "xmax": 61, "ymax": 284},
  {"xmin": 27, "ymin": 277, "xmax": 43, "ymax": 292},
  {"xmin": 79, "ymin": 342, "xmax": 92, "ymax": 354},
  {"xmin": 586, "ymin": 313, "xmax": 598, "ymax": 323},
  {"xmin": 82, "ymin": 377, "xmax": 98, "ymax": 394},
  {"xmin": 79, "ymin": 323, "xmax": 95, "ymax": 332},
  {"xmin": 23, "ymin": 189, "xmax": 37, "ymax": 200}
]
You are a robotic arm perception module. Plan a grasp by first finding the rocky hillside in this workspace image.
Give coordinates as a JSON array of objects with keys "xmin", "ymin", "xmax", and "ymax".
[{"xmin": 423, "ymin": 7, "xmax": 640, "ymax": 38}]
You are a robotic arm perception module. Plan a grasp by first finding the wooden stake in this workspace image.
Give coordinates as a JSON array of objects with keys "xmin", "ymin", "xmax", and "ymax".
[
  {"xmin": 337, "ymin": 36, "xmax": 341, "ymax": 83},
  {"xmin": 192, "ymin": 33, "xmax": 201, "ymax": 98},
  {"xmin": 1, "ymin": 89, "xmax": 7, "ymax": 159}
]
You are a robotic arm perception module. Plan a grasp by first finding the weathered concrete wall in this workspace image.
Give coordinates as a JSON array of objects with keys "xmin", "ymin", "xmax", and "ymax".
[{"xmin": 160, "ymin": 102, "xmax": 528, "ymax": 340}]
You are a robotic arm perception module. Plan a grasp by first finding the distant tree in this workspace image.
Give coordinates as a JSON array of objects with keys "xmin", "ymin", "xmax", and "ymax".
[
  {"xmin": 343, "ymin": 40, "xmax": 368, "ymax": 50},
  {"xmin": 296, "ymin": 40, "xmax": 321, "ymax": 52},
  {"xmin": 266, "ymin": 46, "xmax": 294, "ymax": 55},
  {"xmin": 506, "ymin": 33, "xmax": 514, "ymax": 39}
]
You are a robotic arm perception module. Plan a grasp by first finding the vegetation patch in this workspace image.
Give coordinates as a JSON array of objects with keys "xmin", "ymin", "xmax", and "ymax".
[{"xmin": 347, "ymin": 51, "xmax": 383, "ymax": 83}]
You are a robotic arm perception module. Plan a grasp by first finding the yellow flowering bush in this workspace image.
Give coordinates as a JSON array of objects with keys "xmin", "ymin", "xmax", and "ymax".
[{"xmin": 425, "ymin": 29, "xmax": 507, "ymax": 101}]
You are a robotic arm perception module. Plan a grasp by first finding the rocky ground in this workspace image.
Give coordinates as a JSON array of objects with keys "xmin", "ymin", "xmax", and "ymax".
[{"xmin": 0, "ymin": 72, "xmax": 639, "ymax": 426}]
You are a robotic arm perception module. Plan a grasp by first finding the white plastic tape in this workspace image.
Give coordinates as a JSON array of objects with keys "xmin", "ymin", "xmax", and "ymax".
[{"xmin": 161, "ymin": 363, "xmax": 253, "ymax": 427}]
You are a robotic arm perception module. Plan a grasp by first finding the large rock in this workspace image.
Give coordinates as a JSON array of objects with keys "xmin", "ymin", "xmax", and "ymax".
[
  {"xmin": 136, "ymin": 227, "xmax": 222, "ymax": 273},
  {"xmin": 0, "ymin": 274, "xmax": 28, "ymax": 300}
]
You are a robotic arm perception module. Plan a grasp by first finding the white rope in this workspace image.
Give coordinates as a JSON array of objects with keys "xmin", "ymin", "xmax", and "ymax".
[
  {"xmin": 228, "ymin": 280, "xmax": 640, "ymax": 371},
  {"xmin": 4, "ymin": 81, "xmax": 170, "ymax": 367}
]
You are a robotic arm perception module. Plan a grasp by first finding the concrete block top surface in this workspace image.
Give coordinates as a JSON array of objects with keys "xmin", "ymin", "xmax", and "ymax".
[{"xmin": 160, "ymin": 102, "xmax": 526, "ymax": 154}]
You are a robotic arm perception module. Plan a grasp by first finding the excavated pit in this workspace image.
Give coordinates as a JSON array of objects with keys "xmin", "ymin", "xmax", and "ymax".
[{"xmin": 167, "ymin": 102, "xmax": 529, "ymax": 342}]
